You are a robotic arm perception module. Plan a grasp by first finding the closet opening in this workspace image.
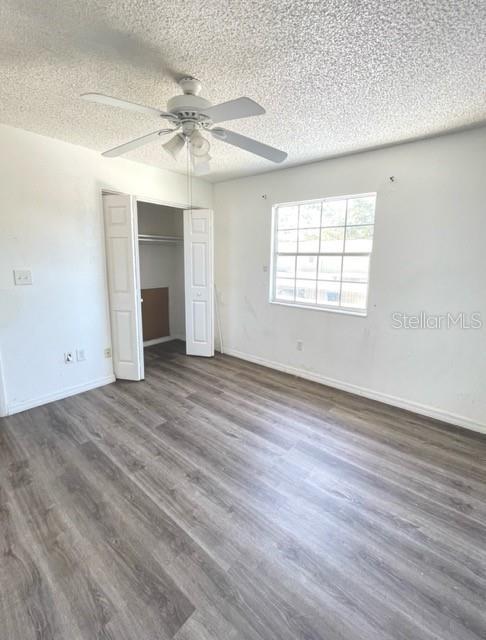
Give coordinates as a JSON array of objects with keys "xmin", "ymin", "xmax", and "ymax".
[
  {"xmin": 102, "ymin": 190, "xmax": 214, "ymax": 382},
  {"xmin": 137, "ymin": 201, "xmax": 186, "ymax": 354}
]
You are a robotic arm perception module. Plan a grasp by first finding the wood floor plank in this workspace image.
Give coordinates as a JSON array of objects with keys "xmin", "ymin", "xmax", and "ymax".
[
  {"xmin": 173, "ymin": 609, "xmax": 243, "ymax": 640},
  {"xmin": 1, "ymin": 339, "xmax": 485, "ymax": 640},
  {"xmin": 56, "ymin": 464, "xmax": 194, "ymax": 638},
  {"xmin": 0, "ymin": 486, "xmax": 65, "ymax": 640}
]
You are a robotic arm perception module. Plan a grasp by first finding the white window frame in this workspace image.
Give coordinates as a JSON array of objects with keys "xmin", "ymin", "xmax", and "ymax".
[{"xmin": 269, "ymin": 192, "xmax": 377, "ymax": 316}]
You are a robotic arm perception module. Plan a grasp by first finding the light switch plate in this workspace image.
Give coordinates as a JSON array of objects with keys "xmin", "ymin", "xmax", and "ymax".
[{"xmin": 13, "ymin": 269, "xmax": 32, "ymax": 285}]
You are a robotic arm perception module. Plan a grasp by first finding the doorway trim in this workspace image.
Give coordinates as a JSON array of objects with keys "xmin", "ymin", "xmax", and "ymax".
[
  {"xmin": 100, "ymin": 186, "xmax": 213, "ymax": 381},
  {"xmin": 100, "ymin": 186, "xmax": 190, "ymax": 382},
  {"xmin": 0, "ymin": 349, "xmax": 7, "ymax": 417}
]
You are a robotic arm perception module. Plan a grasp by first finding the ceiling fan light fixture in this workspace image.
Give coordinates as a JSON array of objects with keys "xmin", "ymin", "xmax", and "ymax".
[
  {"xmin": 192, "ymin": 151, "xmax": 211, "ymax": 165},
  {"xmin": 162, "ymin": 133, "xmax": 186, "ymax": 159},
  {"xmin": 191, "ymin": 152, "xmax": 212, "ymax": 176},
  {"xmin": 190, "ymin": 130, "xmax": 211, "ymax": 157}
]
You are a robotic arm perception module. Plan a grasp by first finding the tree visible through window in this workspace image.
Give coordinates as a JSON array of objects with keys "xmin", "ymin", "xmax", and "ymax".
[{"xmin": 270, "ymin": 194, "xmax": 377, "ymax": 313}]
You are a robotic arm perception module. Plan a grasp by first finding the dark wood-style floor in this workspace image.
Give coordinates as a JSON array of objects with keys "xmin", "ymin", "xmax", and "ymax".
[{"xmin": 1, "ymin": 341, "xmax": 486, "ymax": 640}]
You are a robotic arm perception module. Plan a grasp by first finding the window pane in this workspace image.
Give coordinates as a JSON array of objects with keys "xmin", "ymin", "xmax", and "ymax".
[
  {"xmin": 317, "ymin": 281, "xmax": 340, "ymax": 306},
  {"xmin": 273, "ymin": 194, "xmax": 375, "ymax": 313},
  {"xmin": 277, "ymin": 206, "xmax": 298, "ymax": 229},
  {"xmin": 275, "ymin": 278, "xmax": 295, "ymax": 302},
  {"xmin": 318, "ymin": 256, "xmax": 342, "ymax": 281},
  {"xmin": 295, "ymin": 279, "xmax": 317, "ymax": 304},
  {"xmin": 278, "ymin": 229, "xmax": 297, "ymax": 253},
  {"xmin": 341, "ymin": 282, "xmax": 368, "ymax": 309},
  {"xmin": 299, "ymin": 203, "xmax": 321, "ymax": 228},
  {"xmin": 347, "ymin": 197, "xmax": 375, "ymax": 225},
  {"xmin": 296, "ymin": 255, "xmax": 317, "ymax": 279},
  {"xmin": 345, "ymin": 225, "xmax": 373, "ymax": 253},
  {"xmin": 321, "ymin": 200, "xmax": 346, "ymax": 227},
  {"xmin": 298, "ymin": 228, "xmax": 320, "ymax": 253},
  {"xmin": 276, "ymin": 255, "xmax": 295, "ymax": 279},
  {"xmin": 342, "ymin": 256, "xmax": 370, "ymax": 282},
  {"xmin": 320, "ymin": 227, "xmax": 344, "ymax": 253}
]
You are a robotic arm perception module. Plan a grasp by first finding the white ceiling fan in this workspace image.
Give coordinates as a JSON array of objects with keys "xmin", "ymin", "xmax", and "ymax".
[{"xmin": 81, "ymin": 77, "xmax": 287, "ymax": 173}]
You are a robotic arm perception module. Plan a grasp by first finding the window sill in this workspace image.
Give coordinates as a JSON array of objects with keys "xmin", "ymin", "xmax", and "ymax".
[{"xmin": 269, "ymin": 300, "xmax": 368, "ymax": 317}]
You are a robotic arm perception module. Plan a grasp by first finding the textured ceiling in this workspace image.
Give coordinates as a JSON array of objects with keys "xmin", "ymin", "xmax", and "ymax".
[{"xmin": 0, "ymin": 0, "xmax": 485, "ymax": 182}]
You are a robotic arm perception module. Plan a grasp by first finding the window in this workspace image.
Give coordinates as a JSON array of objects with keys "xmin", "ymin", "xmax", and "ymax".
[{"xmin": 270, "ymin": 193, "xmax": 376, "ymax": 314}]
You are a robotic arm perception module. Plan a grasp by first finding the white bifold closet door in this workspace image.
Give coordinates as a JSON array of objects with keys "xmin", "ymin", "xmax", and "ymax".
[
  {"xmin": 184, "ymin": 209, "xmax": 214, "ymax": 357},
  {"xmin": 102, "ymin": 194, "xmax": 144, "ymax": 380}
]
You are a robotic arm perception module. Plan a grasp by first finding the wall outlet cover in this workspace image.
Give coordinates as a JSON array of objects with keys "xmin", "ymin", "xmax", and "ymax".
[
  {"xmin": 13, "ymin": 269, "xmax": 32, "ymax": 285},
  {"xmin": 64, "ymin": 352, "xmax": 74, "ymax": 364},
  {"xmin": 76, "ymin": 349, "xmax": 86, "ymax": 362}
]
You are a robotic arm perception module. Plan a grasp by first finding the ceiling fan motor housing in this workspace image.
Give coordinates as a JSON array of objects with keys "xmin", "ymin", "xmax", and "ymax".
[
  {"xmin": 178, "ymin": 76, "xmax": 202, "ymax": 96},
  {"xmin": 167, "ymin": 93, "xmax": 212, "ymax": 122}
]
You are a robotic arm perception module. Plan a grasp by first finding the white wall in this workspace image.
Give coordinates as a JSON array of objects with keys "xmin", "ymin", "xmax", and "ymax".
[
  {"xmin": 214, "ymin": 126, "xmax": 486, "ymax": 433},
  {"xmin": 137, "ymin": 202, "xmax": 185, "ymax": 339},
  {"xmin": 139, "ymin": 244, "xmax": 185, "ymax": 339},
  {"xmin": 0, "ymin": 123, "xmax": 212, "ymax": 415}
]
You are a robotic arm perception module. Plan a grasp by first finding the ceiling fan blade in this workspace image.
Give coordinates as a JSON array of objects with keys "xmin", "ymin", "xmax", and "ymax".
[
  {"xmin": 81, "ymin": 93, "xmax": 177, "ymax": 120},
  {"xmin": 102, "ymin": 129, "xmax": 172, "ymax": 157},
  {"xmin": 210, "ymin": 128, "xmax": 287, "ymax": 163},
  {"xmin": 203, "ymin": 97, "xmax": 265, "ymax": 124}
]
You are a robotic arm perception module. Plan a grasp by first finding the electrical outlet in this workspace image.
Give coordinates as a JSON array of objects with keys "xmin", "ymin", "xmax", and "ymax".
[
  {"xmin": 64, "ymin": 352, "xmax": 74, "ymax": 364},
  {"xmin": 104, "ymin": 347, "xmax": 112, "ymax": 358},
  {"xmin": 13, "ymin": 269, "xmax": 32, "ymax": 285},
  {"xmin": 296, "ymin": 340, "xmax": 303, "ymax": 351},
  {"xmin": 76, "ymin": 348, "xmax": 86, "ymax": 362}
]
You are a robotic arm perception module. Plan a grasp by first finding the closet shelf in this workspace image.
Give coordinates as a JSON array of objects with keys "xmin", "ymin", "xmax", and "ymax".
[{"xmin": 138, "ymin": 234, "xmax": 183, "ymax": 245}]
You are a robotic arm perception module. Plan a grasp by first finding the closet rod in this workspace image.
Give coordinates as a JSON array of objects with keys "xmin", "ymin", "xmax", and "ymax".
[{"xmin": 138, "ymin": 234, "xmax": 183, "ymax": 245}]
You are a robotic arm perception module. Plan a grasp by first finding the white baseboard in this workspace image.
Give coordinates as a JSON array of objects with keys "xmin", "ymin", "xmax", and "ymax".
[
  {"xmin": 223, "ymin": 348, "xmax": 486, "ymax": 436},
  {"xmin": 144, "ymin": 335, "xmax": 186, "ymax": 347},
  {"xmin": 6, "ymin": 375, "xmax": 116, "ymax": 416}
]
